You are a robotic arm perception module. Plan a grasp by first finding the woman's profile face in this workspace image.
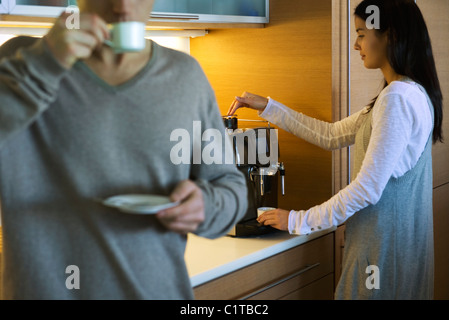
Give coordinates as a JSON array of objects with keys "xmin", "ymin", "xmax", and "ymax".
[{"xmin": 354, "ymin": 16, "xmax": 389, "ymax": 70}]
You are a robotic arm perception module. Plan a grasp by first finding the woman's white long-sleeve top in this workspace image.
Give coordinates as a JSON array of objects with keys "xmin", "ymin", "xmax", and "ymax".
[{"xmin": 259, "ymin": 80, "xmax": 433, "ymax": 235}]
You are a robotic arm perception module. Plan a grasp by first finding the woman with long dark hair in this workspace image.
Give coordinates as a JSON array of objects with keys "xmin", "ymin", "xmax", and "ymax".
[{"xmin": 227, "ymin": 0, "xmax": 443, "ymax": 299}]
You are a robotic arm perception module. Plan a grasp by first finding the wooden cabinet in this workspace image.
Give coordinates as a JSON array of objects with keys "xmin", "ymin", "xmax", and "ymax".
[
  {"xmin": 277, "ymin": 274, "xmax": 334, "ymax": 300},
  {"xmin": 193, "ymin": 233, "xmax": 334, "ymax": 300}
]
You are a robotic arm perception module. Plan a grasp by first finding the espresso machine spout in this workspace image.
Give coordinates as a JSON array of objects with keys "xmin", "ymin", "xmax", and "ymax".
[
  {"xmin": 249, "ymin": 166, "xmax": 264, "ymax": 196},
  {"xmin": 279, "ymin": 162, "xmax": 285, "ymax": 196}
]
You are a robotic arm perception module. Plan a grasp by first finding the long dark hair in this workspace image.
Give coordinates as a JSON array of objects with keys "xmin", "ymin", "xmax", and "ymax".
[{"xmin": 355, "ymin": 0, "xmax": 443, "ymax": 143}]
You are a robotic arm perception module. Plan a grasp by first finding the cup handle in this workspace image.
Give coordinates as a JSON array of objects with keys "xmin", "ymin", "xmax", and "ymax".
[{"xmin": 104, "ymin": 39, "xmax": 114, "ymax": 48}]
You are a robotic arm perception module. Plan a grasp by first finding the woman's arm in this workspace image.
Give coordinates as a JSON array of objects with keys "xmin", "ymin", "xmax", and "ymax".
[
  {"xmin": 288, "ymin": 92, "xmax": 420, "ymax": 235},
  {"xmin": 260, "ymin": 99, "xmax": 369, "ymax": 150}
]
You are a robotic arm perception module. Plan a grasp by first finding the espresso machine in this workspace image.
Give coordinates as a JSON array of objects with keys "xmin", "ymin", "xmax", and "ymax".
[{"xmin": 223, "ymin": 115, "xmax": 286, "ymax": 237}]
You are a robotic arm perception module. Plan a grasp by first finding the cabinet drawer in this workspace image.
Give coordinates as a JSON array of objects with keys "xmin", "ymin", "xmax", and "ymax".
[
  {"xmin": 193, "ymin": 233, "xmax": 334, "ymax": 300},
  {"xmin": 247, "ymin": 267, "xmax": 334, "ymax": 300},
  {"xmin": 279, "ymin": 274, "xmax": 334, "ymax": 300}
]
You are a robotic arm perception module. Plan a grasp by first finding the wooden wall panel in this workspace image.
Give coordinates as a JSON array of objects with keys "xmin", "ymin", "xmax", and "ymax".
[
  {"xmin": 348, "ymin": 0, "xmax": 384, "ymax": 180},
  {"xmin": 331, "ymin": 0, "xmax": 350, "ymax": 193},
  {"xmin": 417, "ymin": 0, "xmax": 449, "ymax": 188},
  {"xmin": 190, "ymin": 0, "xmax": 333, "ymax": 211},
  {"xmin": 418, "ymin": 0, "xmax": 449, "ymax": 300},
  {"xmin": 349, "ymin": 0, "xmax": 384, "ymax": 116}
]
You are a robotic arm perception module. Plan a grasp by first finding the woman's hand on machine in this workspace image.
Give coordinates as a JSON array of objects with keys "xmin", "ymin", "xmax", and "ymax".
[
  {"xmin": 257, "ymin": 209, "xmax": 290, "ymax": 231},
  {"xmin": 227, "ymin": 92, "xmax": 269, "ymax": 116}
]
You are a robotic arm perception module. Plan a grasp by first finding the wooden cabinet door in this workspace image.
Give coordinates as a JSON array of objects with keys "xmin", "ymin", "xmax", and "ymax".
[
  {"xmin": 193, "ymin": 233, "xmax": 334, "ymax": 300},
  {"xmin": 280, "ymin": 274, "xmax": 334, "ymax": 300}
]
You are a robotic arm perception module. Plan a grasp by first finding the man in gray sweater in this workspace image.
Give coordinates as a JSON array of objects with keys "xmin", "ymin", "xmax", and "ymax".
[{"xmin": 0, "ymin": 0, "xmax": 247, "ymax": 299}]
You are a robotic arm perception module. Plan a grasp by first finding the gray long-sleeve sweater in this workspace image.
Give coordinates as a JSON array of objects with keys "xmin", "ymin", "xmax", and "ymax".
[{"xmin": 0, "ymin": 37, "xmax": 247, "ymax": 299}]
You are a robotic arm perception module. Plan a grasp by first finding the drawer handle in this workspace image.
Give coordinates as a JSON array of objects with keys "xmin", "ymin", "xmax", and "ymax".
[{"xmin": 239, "ymin": 263, "xmax": 321, "ymax": 300}]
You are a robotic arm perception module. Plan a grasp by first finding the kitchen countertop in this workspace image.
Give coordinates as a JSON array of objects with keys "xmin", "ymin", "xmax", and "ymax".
[
  {"xmin": 0, "ymin": 226, "xmax": 336, "ymax": 289},
  {"xmin": 185, "ymin": 226, "xmax": 336, "ymax": 288}
]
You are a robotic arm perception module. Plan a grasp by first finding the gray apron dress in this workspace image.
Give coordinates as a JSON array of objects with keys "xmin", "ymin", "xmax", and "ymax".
[{"xmin": 335, "ymin": 85, "xmax": 434, "ymax": 299}]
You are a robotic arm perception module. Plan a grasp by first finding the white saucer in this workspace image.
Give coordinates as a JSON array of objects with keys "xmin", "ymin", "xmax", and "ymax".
[{"xmin": 102, "ymin": 194, "xmax": 179, "ymax": 214}]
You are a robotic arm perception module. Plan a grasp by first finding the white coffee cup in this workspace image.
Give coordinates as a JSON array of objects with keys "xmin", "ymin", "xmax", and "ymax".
[
  {"xmin": 105, "ymin": 21, "xmax": 146, "ymax": 53},
  {"xmin": 257, "ymin": 207, "xmax": 276, "ymax": 218}
]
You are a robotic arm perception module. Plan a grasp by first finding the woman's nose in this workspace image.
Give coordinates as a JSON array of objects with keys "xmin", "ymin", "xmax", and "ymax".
[{"xmin": 354, "ymin": 40, "xmax": 361, "ymax": 51}]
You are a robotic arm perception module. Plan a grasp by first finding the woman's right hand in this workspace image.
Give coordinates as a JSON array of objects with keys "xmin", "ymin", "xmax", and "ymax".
[{"xmin": 227, "ymin": 92, "xmax": 269, "ymax": 116}]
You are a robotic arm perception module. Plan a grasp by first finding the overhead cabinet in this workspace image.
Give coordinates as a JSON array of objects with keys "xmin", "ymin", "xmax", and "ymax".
[
  {"xmin": 0, "ymin": 0, "xmax": 8, "ymax": 14},
  {"xmin": 1, "ymin": 0, "xmax": 269, "ymax": 24},
  {"xmin": 152, "ymin": 0, "xmax": 269, "ymax": 24},
  {"xmin": 6, "ymin": 0, "xmax": 76, "ymax": 17}
]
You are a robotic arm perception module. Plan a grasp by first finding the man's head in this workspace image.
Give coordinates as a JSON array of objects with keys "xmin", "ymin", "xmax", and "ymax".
[{"xmin": 76, "ymin": 0, "xmax": 155, "ymax": 24}]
